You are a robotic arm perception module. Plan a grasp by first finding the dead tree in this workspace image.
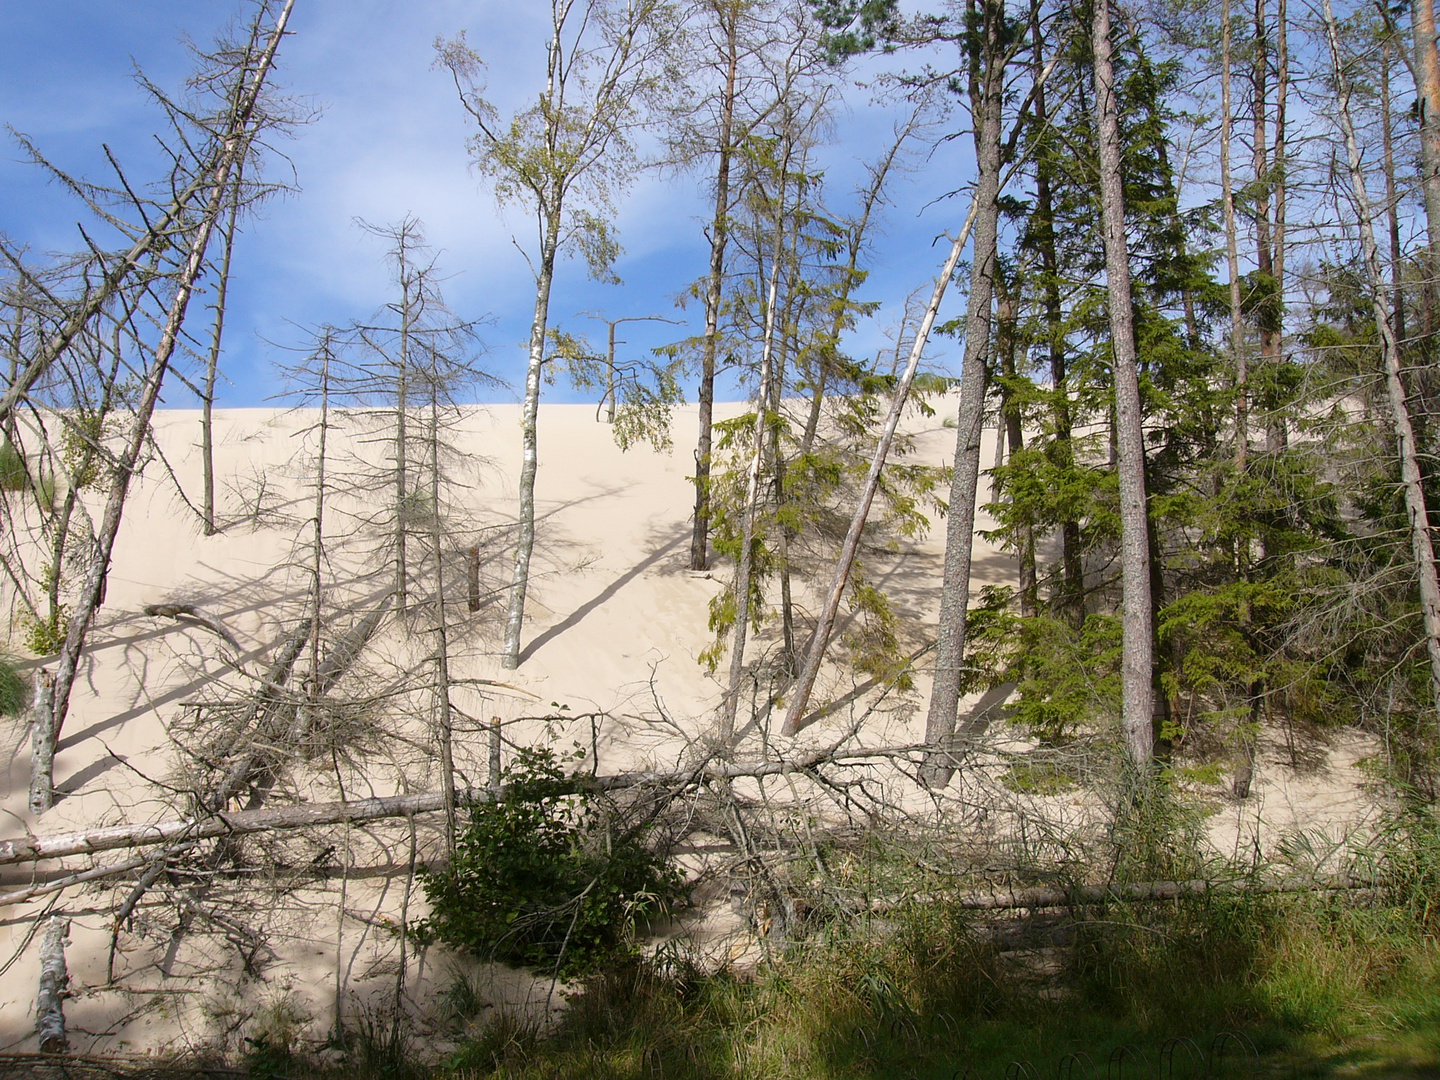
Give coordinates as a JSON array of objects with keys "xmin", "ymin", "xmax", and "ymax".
[{"xmin": 28, "ymin": 0, "xmax": 299, "ymax": 812}]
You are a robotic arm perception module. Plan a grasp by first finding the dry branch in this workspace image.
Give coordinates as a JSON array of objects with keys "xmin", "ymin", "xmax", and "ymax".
[{"xmin": 0, "ymin": 747, "xmax": 927, "ymax": 867}]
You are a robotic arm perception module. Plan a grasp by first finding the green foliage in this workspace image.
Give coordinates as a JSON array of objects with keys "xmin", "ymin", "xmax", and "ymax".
[
  {"xmin": 0, "ymin": 655, "xmax": 27, "ymax": 718},
  {"xmin": 416, "ymin": 747, "xmax": 683, "ymax": 977},
  {"xmin": 0, "ymin": 439, "xmax": 27, "ymax": 491},
  {"xmin": 21, "ymin": 605, "xmax": 68, "ymax": 656}
]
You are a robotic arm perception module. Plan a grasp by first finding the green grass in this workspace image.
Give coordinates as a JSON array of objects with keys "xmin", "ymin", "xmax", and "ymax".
[{"xmin": 429, "ymin": 884, "xmax": 1440, "ymax": 1080}]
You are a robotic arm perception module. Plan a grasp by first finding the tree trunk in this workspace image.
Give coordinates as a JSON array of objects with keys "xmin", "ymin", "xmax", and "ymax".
[
  {"xmin": 720, "ymin": 216, "xmax": 785, "ymax": 742},
  {"xmin": 920, "ymin": 0, "xmax": 1007, "ymax": 781},
  {"xmin": 691, "ymin": 8, "xmax": 740, "ymax": 572},
  {"xmin": 1382, "ymin": 40, "xmax": 1407, "ymax": 343},
  {"xmin": 1093, "ymin": 0, "xmax": 1155, "ymax": 770},
  {"xmin": 201, "ymin": 164, "xmax": 242, "ymax": 538},
  {"xmin": 28, "ymin": 670, "xmax": 55, "ymax": 816},
  {"xmin": 1413, "ymin": 0, "xmax": 1440, "ymax": 301},
  {"xmin": 782, "ymin": 201, "xmax": 980, "ymax": 735},
  {"xmin": 1221, "ymin": 0, "xmax": 1247, "ymax": 473},
  {"xmin": 996, "ymin": 273, "xmax": 1037, "ymax": 616},
  {"xmin": 36, "ymin": 916, "xmax": 69, "ymax": 1054},
  {"xmin": 502, "ymin": 222, "xmax": 560, "ymax": 669},
  {"xmin": 1324, "ymin": 0, "xmax": 1440, "ymax": 732},
  {"xmin": 35, "ymin": 0, "xmax": 295, "ymax": 805},
  {"xmin": 430, "ymin": 388, "xmax": 457, "ymax": 851}
]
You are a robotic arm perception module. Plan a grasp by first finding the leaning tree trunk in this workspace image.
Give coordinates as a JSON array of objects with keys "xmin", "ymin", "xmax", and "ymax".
[
  {"xmin": 720, "ymin": 212, "xmax": 786, "ymax": 743},
  {"xmin": 781, "ymin": 200, "xmax": 980, "ymax": 735},
  {"xmin": 1093, "ymin": 0, "xmax": 1155, "ymax": 770},
  {"xmin": 1325, "ymin": 0, "xmax": 1440, "ymax": 733},
  {"xmin": 32, "ymin": 0, "xmax": 296, "ymax": 811},
  {"xmin": 502, "ymin": 220, "xmax": 560, "ymax": 669},
  {"xmin": 919, "ymin": 0, "xmax": 1007, "ymax": 783},
  {"xmin": 691, "ymin": 10, "xmax": 740, "ymax": 572}
]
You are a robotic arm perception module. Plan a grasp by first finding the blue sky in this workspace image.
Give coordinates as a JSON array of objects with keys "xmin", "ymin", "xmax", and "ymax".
[{"xmin": 0, "ymin": 1, "xmax": 975, "ymax": 407}]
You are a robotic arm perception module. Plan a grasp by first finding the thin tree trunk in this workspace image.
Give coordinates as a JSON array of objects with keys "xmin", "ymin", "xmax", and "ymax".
[
  {"xmin": 1094, "ymin": 0, "xmax": 1155, "ymax": 770},
  {"xmin": 395, "ymin": 268, "xmax": 411, "ymax": 610},
  {"xmin": 920, "ymin": 0, "xmax": 1007, "ymax": 779},
  {"xmin": 1381, "ymin": 41, "xmax": 1407, "ymax": 343},
  {"xmin": 1253, "ymin": 0, "xmax": 1283, "ymax": 455},
  {"xmin": 502, "ymin": 223, "xmax": 560, "ymax": 669},
  {"xmin": 1030, "ymin": 16, "xmax": 1084, "ymax": 624},
  {"xmin": 33, "ymin": 0, "xmax": 295, "ymax": 808},
  {"xmin": 720, "ymin": 212, "xmax": 786, "ymax": 742},
  {"xmin": 201, "ymin": 162, "xmax": 242, "ymax": 537},
  {"xmin": 691, "ymin": 7, "xmax": 740, "ymax": 572},
  {"xmin": 1221, "ymin": 0, "xmax": 1248, "ymax": 472},
  {"xmin": 1324, "ymin": 0, "xmax": 1440, "ymax": 731},
  {"xmin": 996, "ymin": 276, "xmax": 1037, "ymax": 616},
  {"xmin": 430, "ymin": 387, "xmax": 456, "ymax": 852}
]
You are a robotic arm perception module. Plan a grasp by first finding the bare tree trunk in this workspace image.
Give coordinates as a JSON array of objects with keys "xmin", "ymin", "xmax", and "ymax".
[
  {"xmin": 1221, "ymin": 0, "xmax": 1247, "ymax": 472},
  {"xmin": 395, "ymin": 279, "xmax": 411, "ymax": 611},
  {"xmin": 1253, "ymin": 0, "xmax": 1283, "ymax": 454},
  {"xmin": 28, "ymin": 670, "xmax": 55, "ymax": 816},
  {"xmin": 1030, "ymin": 16, "xmax": 1083, "ymax": 624},
  {"xmin": 502, "ymin": 222, "xmax": 560, "ymax": 669},
  {"xmin": 467, "ymin": 544, "xmax": 481, "ymax": 612},
  {"xmin": 36, "ymin": 916, "xmax": 69, "ymax": 1054},
  {"xmin": 996, "ymin": 273, "xmax": 1036, "ymax": 616},
  {"xmin": 1381, "ymin": 40, "xmax": 1407, "ymax": 343},
  {"xmin": 1093, "ymin": 0, "xmax": 1155, "ymax": 769},
  {"xmin": 430, "ymin": 388, "xmax": 457, "ymax": 852},
  {"xmin": 691, "ymin": 6, "xmax": 740, "ymax": 572},
  {"xmin": 720, "ymin": 216, "xmax": 785, "ymax": 742},
  {"xmin": 201, "ymin": 162, "xmax": 243, "ymax": 538},
  {"xmin": 919, "ymin": 0, "xmax": 1006, "ymax": 779},
  {"xmin": 34, "ymin": 0, "xmax": 296, "ymax": 807},
  {"xmin": 1325, "ymin": 0, "xmax": 1440, "ymax": 732}
]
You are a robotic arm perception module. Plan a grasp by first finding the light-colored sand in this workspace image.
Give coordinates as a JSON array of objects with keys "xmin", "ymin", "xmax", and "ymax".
[{"xmin": 0, "ymin": 398, "xmax": 1387, "ymax": 1056}]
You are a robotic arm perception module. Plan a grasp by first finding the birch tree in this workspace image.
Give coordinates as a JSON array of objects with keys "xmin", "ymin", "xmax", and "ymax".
[{"xmin": 437, "ymin": 0, "xmax": 681, "ymax": 669}]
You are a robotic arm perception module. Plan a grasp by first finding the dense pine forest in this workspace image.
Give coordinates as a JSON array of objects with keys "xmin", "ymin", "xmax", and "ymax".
[{"xmin": 1, "ymin": 0, "xmax": 1439, "ymax": 1077}]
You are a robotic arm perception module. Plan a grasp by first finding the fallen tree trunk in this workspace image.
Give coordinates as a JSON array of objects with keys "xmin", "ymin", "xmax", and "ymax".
[
  {"xmin": 36, "ymin": 916, "xmax": 69, "ymax": 1053},
  {"xmin": 0, "ymin": 746, "xmax": 929, "ymax": 867}
]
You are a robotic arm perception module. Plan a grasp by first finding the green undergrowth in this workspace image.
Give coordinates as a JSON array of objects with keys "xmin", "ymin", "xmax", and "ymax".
[{"xmin": 430, "ymin": 816, "xmax": 1440, "ymax": 1080}]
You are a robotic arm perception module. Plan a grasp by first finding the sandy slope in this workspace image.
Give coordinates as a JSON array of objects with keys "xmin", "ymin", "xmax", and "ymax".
[{"xmin": 0, "ymin": 399, "xmax": 1384, "ymax": 1055}]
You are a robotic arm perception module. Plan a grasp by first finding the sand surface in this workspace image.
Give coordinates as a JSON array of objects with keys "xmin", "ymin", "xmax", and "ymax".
[{"xmin": 0, "ymin": 399, "xmax": 1385, "ymax": 1056}]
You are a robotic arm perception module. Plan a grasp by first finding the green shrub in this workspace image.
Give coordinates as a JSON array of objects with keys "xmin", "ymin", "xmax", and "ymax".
[
  {"xmin": 416, "ymin": 747, "xmax": 683, "ymax": 977},
  {"xmin": 0, "ymin": 656, "xmax": 27, "ymax": 717},
  {"xmin": 0, "ymin": 439, "xmax": 27, "ymax": 491}
]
